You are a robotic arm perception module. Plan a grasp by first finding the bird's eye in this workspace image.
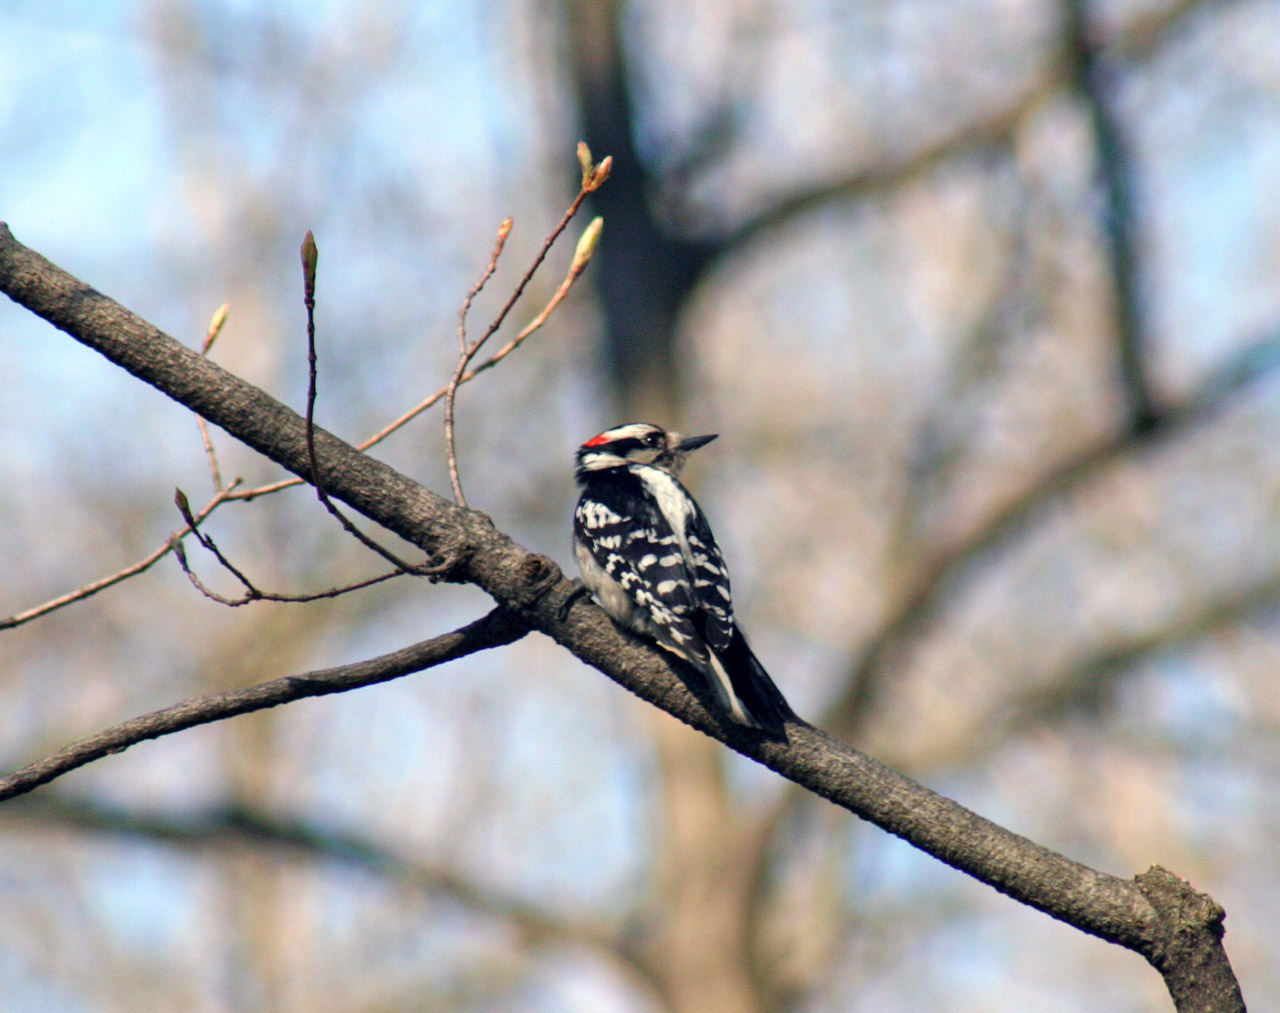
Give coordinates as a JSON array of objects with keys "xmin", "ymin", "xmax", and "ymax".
[{"xmin": 643, "ymin": 431, "xmax": 663, "ymax": 447}]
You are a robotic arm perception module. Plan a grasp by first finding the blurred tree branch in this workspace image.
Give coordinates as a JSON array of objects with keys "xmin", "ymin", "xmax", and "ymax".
[
  {"xmin": 819, "ymin": 0, "xmax": 1278, "ymax": 743},
  {"xmin": 564, "ymin": 0, "xmax": 715, "ymax": 415},
  {"xmin": 564, "ymin": 0, "xmax": 1228, "ymax": 400},
  {"xmin": 2, "ymin": 793, "xmax": 659, "ymax": 997},
  {"xmin": 996, "ymin": 570, "xmax": 1280, "ymax": 751},
  {"xmin": 719, "ymin": 4, "xmax": 1265, "ymax": 999},
  {"xmin": 1065, "ymin": 0, "xmax": 1159, "ymax": 432},
  {"xmin": 831, "ymin": 326, "xmax": 1280, "ymax": 744}
]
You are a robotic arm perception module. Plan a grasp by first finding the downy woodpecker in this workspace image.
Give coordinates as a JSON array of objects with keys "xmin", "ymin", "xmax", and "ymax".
[{"xmin": 572, "ymin": 423, "xmax": 793, "ymax": 737}]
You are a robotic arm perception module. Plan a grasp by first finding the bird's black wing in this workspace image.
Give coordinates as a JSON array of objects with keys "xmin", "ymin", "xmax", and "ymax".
[
  {"xmin": 687, "ymin": 493, "xmax": 795, "ymax": 737},
  {"xmin": 573, "ymin": 472, "xmax": 708, "ymax": 667},
  {"xmin": 684, "ymin": 503, "xmax": 735, "ymax": 654}
]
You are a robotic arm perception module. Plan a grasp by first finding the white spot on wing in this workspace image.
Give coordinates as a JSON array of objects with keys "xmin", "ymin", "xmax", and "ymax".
[{"xmin": 577, "ymin": 500, "xmax": 623, "ymax": 526}]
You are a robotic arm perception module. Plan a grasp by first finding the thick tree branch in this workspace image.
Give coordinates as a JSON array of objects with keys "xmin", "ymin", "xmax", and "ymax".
[{"xmin": 0, "ymin": 224, "xmax": 1244, "ymax": 1011}]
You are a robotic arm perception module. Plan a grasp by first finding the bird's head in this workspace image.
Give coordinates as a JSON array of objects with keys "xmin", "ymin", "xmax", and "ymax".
[{"xmin": 575, "ymin": 422, "xmax": 718, "ymax": 480}]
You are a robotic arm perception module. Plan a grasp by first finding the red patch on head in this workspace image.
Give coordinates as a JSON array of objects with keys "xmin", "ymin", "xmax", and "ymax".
[{"xmin": 583, "ymin": 432, "xmax": 613, "ymax": 447}]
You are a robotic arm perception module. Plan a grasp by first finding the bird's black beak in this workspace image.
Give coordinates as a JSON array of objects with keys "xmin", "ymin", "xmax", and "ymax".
[{"xmin": 678, "ymin": 433, "xmax": 718, "ymax": 452}]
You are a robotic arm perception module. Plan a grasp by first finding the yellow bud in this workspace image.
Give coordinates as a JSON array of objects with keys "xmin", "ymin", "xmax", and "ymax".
[
  {"xmin": 300, "ymin": 230, "xmax": 318, "ymax": 298},
  {"xmin": 571, "ymin": 216, "xmax": 604, "ymax": 271},
  {"xmin": 208, "ymin": 303, "xmax": 229, "ymax": 337},
  {"xmin": 587, "ymin": 155, "xmax": 612, "ymax": 191}
]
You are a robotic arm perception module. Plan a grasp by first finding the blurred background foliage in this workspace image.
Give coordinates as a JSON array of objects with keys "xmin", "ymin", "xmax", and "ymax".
[{"xmin": 1, "ymin": 0, "xmax": 1279, "ymax": 1009}]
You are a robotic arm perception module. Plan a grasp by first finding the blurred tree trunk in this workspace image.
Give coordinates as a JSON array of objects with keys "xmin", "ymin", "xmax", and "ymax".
[{"xmin": 565, "ymin": 2, "xmax": 771, "ymax": 1009}]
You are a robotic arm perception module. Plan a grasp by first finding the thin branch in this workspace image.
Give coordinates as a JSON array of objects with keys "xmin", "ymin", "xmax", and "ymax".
[
  {"xmin": 197, "ymin": 302, "xmax": 230, "ymax": 491},
  {"xmin": 340, "ymin": 225, "xmax": 604, "ymax": 461},
  {"xmin": 172, "ymin": 538, "xmax": 400, "ymax": 606},
  {"xmin": 0, "ymin": 607, "xmax": 529, "ymax": 803},
  {"xmin": 173, "ymin": 488, "xmax": 259, "ymax": 589},
  {"xmin": 510, "ymin": 215, "xmax": 603, "ymax": 347},
  {"xmin": 0, "ymin": 484, "xmax": 240, "ymax": 630},
  {"xmin": 300, "ymin": 231, "xmax": 422, "ymax": 573},
  {"xmin": 223, "ymin": 164, "xmax": 609, "ymax": 509},
  {"xmin": 171, "ymin": 489, "xmax": 404, "ymax": 607},
  {"xmin": 3, "ymin": 262, "xmax": 415, "ymax": 630},
  {"xmin": 225, "ymin": 474, "xmax": 305, "ymax": 501},
  {"xmin": 448, "ymin": 217, "xmax": 513, "ymax": 506},
  {"xmin": 444, "ymin": 150, "xmax": 610, "ymax": 508}
]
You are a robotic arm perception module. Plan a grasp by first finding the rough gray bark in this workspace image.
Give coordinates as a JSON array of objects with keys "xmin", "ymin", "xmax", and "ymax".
[{"xmin": 0, "ymin": 224, "xmax": 1246, "ymax": 1012}]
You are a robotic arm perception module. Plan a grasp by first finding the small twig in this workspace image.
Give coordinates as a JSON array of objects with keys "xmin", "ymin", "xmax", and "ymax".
[
  {"xmin": 0, "ymin": 484, "xmax": 240, "ymax": 630},
  {"xmin": 171, "ymin": 488, "xmax": 403, "ymax": 607},
  {"xmin": 497, "ymin": 215, "xmax": 602, "ymax": 357},
  {"xmin": 196, "ymin": 302, "xmax": 230, "ymax": 492},
  {"xmin": 228, "ymin": 475, "xmax": 304, "ymax": 501},
  {"xmin": 443, "ymin": 145, "xmax": 612, "ymax": 508},
  {"xmin": 458, "ymin": 220, "xmax": 513, "ymax": 356},
  {"xmin": 221, "ymin": 150, "xmax": 612, "ymax": 508},
  {"xmin": 447, "ymin": 218, "xmax": 514, "ymax": 506},
  {"xmin": 470, "ymin": 151, "xmax": 610, "ymax": 362},
  {"xmin": 171, "ymin": 532, "xmax": 401, "ymax": 606},
  {"xmin": 173, "ymin": 489, "xmax": 257, "ymax": 589},
  {"xmin": 299, "ymin": 232, "xmax": 422, "ymax": 574},
  {"xmin": 0, "ymin": 607, "xmax": 531, "ymax": 803}
]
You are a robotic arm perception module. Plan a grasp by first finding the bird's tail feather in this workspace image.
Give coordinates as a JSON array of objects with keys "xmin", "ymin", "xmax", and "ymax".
[{"xmin": 719, "ymin": 626, "xmax": 795, "ymax": 739}]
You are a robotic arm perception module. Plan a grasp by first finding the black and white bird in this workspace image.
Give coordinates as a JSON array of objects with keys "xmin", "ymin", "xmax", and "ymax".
[{"xmin": 572, "ymin": 422, "xmax": 794, "ymax": 737}]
